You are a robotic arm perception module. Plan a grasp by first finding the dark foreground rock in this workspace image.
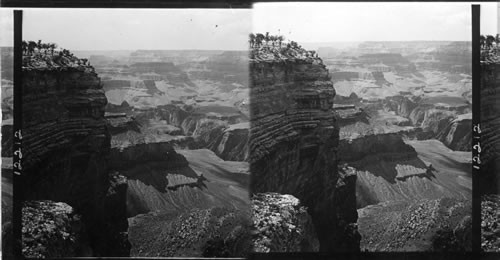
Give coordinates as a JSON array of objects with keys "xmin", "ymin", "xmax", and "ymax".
[
  {"xmin": 22, "ymin": 201, "xmax": 90, "ymax": 258},
  {"xmin": 482, "ymin": 194, "xmax": 500, "ymax": 252},
  {"xmin": 252, "ymin": 193, "xmax": 318, "ymax": 252}
]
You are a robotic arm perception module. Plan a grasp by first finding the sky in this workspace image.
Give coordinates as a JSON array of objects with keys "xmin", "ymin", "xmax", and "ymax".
[
  {"xmin": 1, "ymin": 8, "xmax": 251, "ymax": 50},
  {"xmin": 0, "ymin": 4, "xmax": 498, "ymax": 48},
  {"xmin": 253, "ymin": 2, "xmax": 498, "ymax": 43}
]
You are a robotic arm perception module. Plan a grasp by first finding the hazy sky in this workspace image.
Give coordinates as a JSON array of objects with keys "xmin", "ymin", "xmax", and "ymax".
[
  {"xmin": 0, "ymin": 4, "xmax": 498, "ymax": 48},
  {"xmin": 17, "ymin": 8, "xmax": 251, "ymax": 50},
  {"xmin": 0, "ymin": 9, "xmax": 14, "ymax": 47},
  {"xmin": 253, "ymin": 2, "xmax": 498, "ymax": 43}
]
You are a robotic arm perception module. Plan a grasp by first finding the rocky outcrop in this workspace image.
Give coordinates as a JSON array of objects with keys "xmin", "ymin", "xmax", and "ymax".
[
  {"xmin": 22, "ymin": 56, "xmax": 130, "ymax": 256},
  {"xmin": 480, "ymin": 62, "xmax": 500, "ymax": 195},
  {"xmin": 106, "ymin": 113, "xmax": 141, "ymax": 135},
  {"xmin": 22, "ymin": 201, "xmax": 91, "ymax": 258},
  {"xmin": 482, "ymin": 194, "xmax": 500, "ymax": 252},
  {"xmin": 252, "ymin": 193, "xmax": 318, "ymax": 252},
  {"xmin": 105, "ymin": 100, "xmax": 133, "ymax": 114},
  {"xmin": 339, "ymin": 133, "xmax": 419, "ymax": 167},
  {"xmin": 109, "ymin": 141, "xmax": 189, "ymax": 176},
  {"xmin": 249, "ymin": 44, "xmax": 360, "ymax": 251},
  {"xmin": 334, "ymin": 105, "xmax": 368, "ymax": 126},
  {"xmin": 371, "ymin": 71, "xmax": 391, "ymax": 86},
  {"xmin": 209, "ymin": 123, "xmax": 249, "ymax": 162},
  {"xmin": 190, "ymin": 118, "xmax": 228, "ymax": 144}
]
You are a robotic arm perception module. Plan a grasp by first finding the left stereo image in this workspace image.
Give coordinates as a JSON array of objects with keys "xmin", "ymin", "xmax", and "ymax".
[{"xmin": 9, "ymin": 8, "xmax": 253, "ymax": 258}]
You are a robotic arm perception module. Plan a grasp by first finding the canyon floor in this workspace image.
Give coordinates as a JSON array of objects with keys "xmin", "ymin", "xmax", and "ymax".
[
  {"xmin": 358, "ymin": 139, "xmax": 472, "ymax": 251},
  {"xmin": 325, "ymin": 41, "xmax": 473, "ymax": 251}
]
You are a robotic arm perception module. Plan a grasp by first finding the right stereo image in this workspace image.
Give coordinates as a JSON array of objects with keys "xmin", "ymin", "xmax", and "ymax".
[{"xmin": 480, "ymin": 5, "xmax": 500, "ymax": 252}]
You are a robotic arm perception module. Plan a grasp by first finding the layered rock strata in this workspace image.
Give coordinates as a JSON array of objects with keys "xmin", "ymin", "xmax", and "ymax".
[
  {"xmin": 480, "ymin": 62, "xmax": 500, "ymax": 195},
  {"xmin": 250, "ymin": 49, "xmax": 360, "ymax": 251},
  {"xmin": 22, "ymin": 60, "xmax": 130, "ymax": 256},
  {"xmin": 130, "ymin": 106, "xmax": 249, "ymax": 161},
  {"xmin": 382, "ymin": 95, "xmax": 471, "ymax": 151}
]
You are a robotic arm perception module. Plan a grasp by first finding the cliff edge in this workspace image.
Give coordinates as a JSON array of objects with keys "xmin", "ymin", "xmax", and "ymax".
[
  {"xmin": 249, "ymin": 39, "xmax": 360, "ymax": 251},
  {"xmin": 21, "ymin": 45, "xmax": 130, "ymax": 257}
]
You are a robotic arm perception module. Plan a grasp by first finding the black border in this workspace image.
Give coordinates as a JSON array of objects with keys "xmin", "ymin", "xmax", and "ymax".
[
  {"xmin": 12, "ymin": 9, "xmax": 23, "ymax": 260},
  {"xmin": 2, "ymin": 0, "xmax": 500, "ymax": 8},
  {"xmin": 1, "ymin": 0, "xmax": 252, "ymax": 8},
  {"xmin": 471, "ymin": 4, "xmax": 481, "ymax": 253},
  {"xmin": 5, "ymin": 1, "xmax": 499, "ymax": 259}
]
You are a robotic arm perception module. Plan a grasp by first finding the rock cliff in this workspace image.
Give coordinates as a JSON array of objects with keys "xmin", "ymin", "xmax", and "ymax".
[
  {"xmin": 436, "ymin": 113, "xmax": 471, "ymax": 151},
  {"xmin": 250, "ymin": 44, "xmax": 360, "ymax": 251},
  {"xmin": 209, "ymin": 122, "xmax": 249, "ymax": 161},
  {"xmin": 480, "ymin": 62, "xmax": 500, "ymax": 195},
  {"xmin": 22, "ymin": 53, "xmax": 130, "ymax": 256}
]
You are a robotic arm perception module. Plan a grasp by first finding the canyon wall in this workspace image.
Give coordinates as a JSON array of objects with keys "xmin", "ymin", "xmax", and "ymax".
[
  {"xmin": 22, "ymin": 65, "xmax": 130, "ymax": 256},
  {"xmin": 383, "ymin": 95, "xmax": 471, "ymax": 151},
  {"xmin": 436, "ymin": 114, "xmax": 472, "ymax": 151},
  {"xmin": 250, "ymin": 55, "xmax": 360, "ymax": 251},
  {"xmin": 122, "ymin": 106, "xmax": 249, "ymax": 162}
]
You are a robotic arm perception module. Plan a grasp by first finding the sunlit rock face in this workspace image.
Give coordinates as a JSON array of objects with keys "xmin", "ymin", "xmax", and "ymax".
[
  {"xmin": 22, "ymin": 56, "xmax": 130, "ymax": 256},
  {"xmin": 22, "ymin": 201, "xmax": 90, "ymax": 258},
  {"xmin": 249, "ymin": 47, "xmax": 360, "ymax": 252},
  {"xmin": 252, "ymin": 193, "xmax": 319, "ymax": 252}
]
